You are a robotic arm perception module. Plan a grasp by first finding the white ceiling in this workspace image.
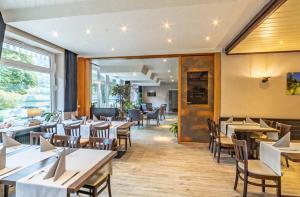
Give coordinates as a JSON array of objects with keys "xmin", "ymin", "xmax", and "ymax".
[
  {"xmin": 93, "ymin": 58, "xmax": 178, "ymax": 85},
  {"xmin": 0, "ymin": 0, "xmax": 268, "ymax": 57}
]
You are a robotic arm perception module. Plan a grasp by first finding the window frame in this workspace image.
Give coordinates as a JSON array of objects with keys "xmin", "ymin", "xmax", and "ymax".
[{"xmin": 0, "ymin": 38, "xmax": 56, "ymax": 112}]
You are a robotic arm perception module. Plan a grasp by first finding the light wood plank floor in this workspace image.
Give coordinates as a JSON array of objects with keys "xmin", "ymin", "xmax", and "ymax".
[{"xmin": 5, "ymin": 115, "xmax": 300, "ymax": 197}]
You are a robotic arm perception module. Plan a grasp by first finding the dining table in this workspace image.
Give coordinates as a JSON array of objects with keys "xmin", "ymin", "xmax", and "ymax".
[{"xmin": 0, "ymin": 144, "xmax": 116, "ymax": 197}]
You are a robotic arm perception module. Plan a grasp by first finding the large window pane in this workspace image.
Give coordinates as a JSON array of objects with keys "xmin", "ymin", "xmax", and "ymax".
[
  {"xmin": 0, "ymin": 65, "xmax": 51, "ymax": 122},
  {"xmin": 1, "ymin": 42, "xmax": 50, "ymax": 68}
]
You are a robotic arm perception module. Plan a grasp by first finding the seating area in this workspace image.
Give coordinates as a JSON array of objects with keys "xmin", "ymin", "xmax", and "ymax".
[{"xmin": 1, "ymin": 1, "xmax": 300, "ymax": 197}]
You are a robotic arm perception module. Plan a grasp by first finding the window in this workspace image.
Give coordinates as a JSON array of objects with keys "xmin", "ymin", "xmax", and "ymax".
[{"xmin": 0, "ymin": 39, "xmax": 54, "ymax": 123}]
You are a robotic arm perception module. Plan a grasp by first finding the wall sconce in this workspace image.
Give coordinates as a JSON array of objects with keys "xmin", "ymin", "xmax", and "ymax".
[{"xmin": 261, "ymin": 76, "xmax": 271, "ymax": 83}]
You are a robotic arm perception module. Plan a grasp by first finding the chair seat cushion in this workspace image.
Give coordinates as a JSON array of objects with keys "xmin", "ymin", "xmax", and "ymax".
[
  {"xmin": 216, "ymin": 137, "xmax": 233, "ymax": 145},
  {"xmin": 80, "ymin": 138, "xmax": 89, "ymax": 145},
  {"xmin": 85, "ymin": 173, "xmax": 108, "ymax": 187},
  {"xmin": 238, "ymin": 160, "xmax": 278, "ymax": 177}
]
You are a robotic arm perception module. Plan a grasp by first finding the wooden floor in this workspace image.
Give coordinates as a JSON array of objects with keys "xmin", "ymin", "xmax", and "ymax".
[{"xmin": 5, "ymin": 115, "xmax": 300, "ymax": 197}]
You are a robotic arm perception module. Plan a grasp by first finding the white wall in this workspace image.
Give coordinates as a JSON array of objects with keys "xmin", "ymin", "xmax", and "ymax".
[
  {"xmin": 221, "ymin": 52, "xmax": 300, "ymax": 119},
  {"xmin": 143, "ymin": 83, "xmax": 178, "ymax": 111}
]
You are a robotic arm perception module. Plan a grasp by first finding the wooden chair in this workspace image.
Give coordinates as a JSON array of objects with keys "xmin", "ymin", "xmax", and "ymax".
[
  {"xmin": 78, "ymin": 138, "xmax": 116, "ymax": 197},
  {"xmin": 40, "ymin": 123, "xmax": 57, "ymax": 134},
  {"xmin": 276, "ymin": 122, "xmax": 292, "ymax": 139},
  {"xmin": 117, "ymin": 125, "xmax": 132, "ymax": 151},
  {"xmin": 63, "ymin": 124, "xmax": 89, "ymax": 147},
  {"xmin": 232, "ymin": 138, "xmax": 281, "ymax": 197},
  {"xmin": 30, "ymin": 132, "xmax": 54, "ymax": 145},
  {"xmin": 53, "ymin": 135, "xmax": 80, "ymax": 148},
  {"xmin": 212, "ymin": 123, "xmax": 234, "ymax": 163},
  {"xmin": 53, "ymin": 135, "xmax": 68, "ymax": 147},
  {"xmin": 91, "ymin": 124, "xmax": 110, "ymax": 138}
]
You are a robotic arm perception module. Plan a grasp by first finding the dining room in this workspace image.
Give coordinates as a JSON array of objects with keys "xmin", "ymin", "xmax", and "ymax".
[{"xmin": 0, "ymin": 0, "xmax": 300, "ymax": 197}]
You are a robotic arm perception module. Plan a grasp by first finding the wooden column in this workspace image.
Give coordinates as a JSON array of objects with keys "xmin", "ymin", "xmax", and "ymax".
[
  {"xmin": 77, "ymin": 57, "xmax": 91, "ymax": 117},
  {"xmin": 213, "ymin": 53, "xmax": 221, "ymax": 123}
]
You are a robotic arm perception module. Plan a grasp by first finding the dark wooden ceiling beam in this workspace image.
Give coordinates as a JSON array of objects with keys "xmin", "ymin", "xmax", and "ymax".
[{"xmin": 224, "ymin": 0, "xmax": 287, "ymax": 55}]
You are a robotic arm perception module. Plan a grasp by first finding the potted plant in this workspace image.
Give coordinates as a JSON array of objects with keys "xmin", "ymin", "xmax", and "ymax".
[
  {"xmin": 42, "ymin": 111, "xmax": 60, "ymax": 123},
  {"xmin": 111, "ymin": 84, "xmax": 131, "ymax": 119},
  {"xmin": 169, "ymin": 122, "xmax": 178, "ymax": 138}
]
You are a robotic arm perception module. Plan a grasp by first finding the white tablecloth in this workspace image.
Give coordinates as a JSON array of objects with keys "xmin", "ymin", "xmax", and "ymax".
[
  {"xmin": 227, "ymin": 124, "xmax": 277, "ymax": 137},
  {"xmin": 260, "ymin": 142, "xmax": 300, "ymax": 175},
  {"xmin": 57, "ymin": 121, "xmax": 127, "ymax": 138},
  {"xmin": 16, "ymin": 149, "xmax": 112, "ymax": 197}
]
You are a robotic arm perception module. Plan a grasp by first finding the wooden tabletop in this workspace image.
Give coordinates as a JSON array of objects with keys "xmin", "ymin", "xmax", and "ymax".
[{"xmin": 282, "ymin": 152, "xmax": 300, "ymax": 163}]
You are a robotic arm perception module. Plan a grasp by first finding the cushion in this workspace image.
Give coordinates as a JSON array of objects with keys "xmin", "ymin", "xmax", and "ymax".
[{"xmin": 238, "ymin": 160, "xmax": 278, "ymax": 177}]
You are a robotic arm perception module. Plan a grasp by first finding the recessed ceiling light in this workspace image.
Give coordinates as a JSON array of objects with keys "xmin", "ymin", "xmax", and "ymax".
[
  {"xmin": 163, "ymin": 59, "xmax": 167, "ymax": 62},
  {"xmin": 111, "ymin": 48, "xmax": 115, "ymax": 51},
  {"xmin": 205, "ymin": 36, "xmax": 210, "ymax": 41},
  {"xmin": 52, "ymin": 31, "xmax": 58, "ymax": 37},
  {"xmin": 213, "ymin": 19, "xmax": 219, "ymax": 26},
  {"xmin": 279, "ymin": 40, "xmax": 283, "ymax": 44},
  {"xmin": 171, "ymin": 79, "xmax": 174, "ymax": 82},
  {"xmin": 167, "ymin": 38, "xmax": 172, "ymax": 43},
  {"xmin": 121, "ymin": 25, "xmax": 128, "ymax": 32},
  {"xmin": 168, "ymin": 69, "xmax": 171, "ymax": 73},
  {"xmin": 85, "ymin": 28, "xmax": 91, "ymax": 35},
  {"xmin": 163, "ymin": 22, "xmax": 171, "ymax": 29}
]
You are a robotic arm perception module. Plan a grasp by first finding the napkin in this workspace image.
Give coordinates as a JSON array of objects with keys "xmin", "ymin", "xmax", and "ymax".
[
  {"xmin": 273, "ymin": 132, "xmax": 290, "ymax": 148},
  {"xmin": 245, "ymin": 116, "xmax": 255, "ymax": 124},
  {"xmin": 0, "ymin": 146, "xmax": 6, "ymax": 170},
  {"xmin": 93, "ymin": 115, "xmax": 99, "ymax": 122},
  {"xmin": 2, "ymin": 133, "xmax": 21, "ymax": 147},
  {"xmin": 40, "ymin": 136, "xmax": 56, "ymax": 152},
  {"xmin": 226, "ymin": 116, "xmax": 233, "ymax": 123},
  {"xmin": 44, "ymin": 149, "xmax": 66, "ymax": 181},
  {"xmin": 260, "ymin": 119, "xmax": 269, "ymax": 128}
]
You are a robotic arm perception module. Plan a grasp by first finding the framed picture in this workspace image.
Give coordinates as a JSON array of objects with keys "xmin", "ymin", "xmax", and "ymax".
[
  {"xmin": 187, "ymin": 71, "xmax": 208, "ymax": 104},
  {"xmin": 147, "ymin": 90, "xmax": 156, "ymax": 97},
  {"xmin": 287, "ymin": 72, "xmax": 300, "ymax": 95}
]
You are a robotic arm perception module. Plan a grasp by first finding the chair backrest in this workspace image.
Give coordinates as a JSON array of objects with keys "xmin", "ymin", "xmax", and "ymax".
[
  {"xmin": 53, "ymin": 135, "xmax": 68, "ymax": 147},
  {"xmin": 140, "ymin": 104, "xmax": 148, "ymax": 112},
  {"xmin": 91, "ymin": 123, "xmax": 110, "ymax": 138},
  {"xmin": 128, "ymin": 109, "xmax": 141, "ymax": 120},
  {"xmin": 276, "ymin": 122, "xmax": 292, "ymax": 138},
  {"xmin": 264, "ymin": 119, "xmax": 275, "ymax": 128},
  {"xmin": 40, "ymin": 123, "xmax": 57, "ymax": 133},
  {"xmin": 232, "ymin": 138, "xmax": 248, "ymax": 171},
  {"xmin": 211, "ymin": 121, "xmax": 221, "ymax": 143},
  {"xmin": 99, "ymin": 116, "xmax": 112, "ymax": 122},
  {"xmin": 30, "ymin": 132, "xmax": 54, "ymax": 145},
  {"xmin": 89, "ymin": 137, "xmax": 116, "ymax": 150},
  {"xmin": 63, "ymin": 123, "xmax": 81, "ymax": 137}
]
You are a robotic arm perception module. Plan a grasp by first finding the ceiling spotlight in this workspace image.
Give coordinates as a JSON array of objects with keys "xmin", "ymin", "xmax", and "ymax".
[
  {"xmin": 85, "ymin": 28, "xmax": 91, "ymax": 35},
  {"xmin": 52, "ymin": 31, "xmax": 58, "ymax": 37},
  {"xmin": 213, "ymin": 19, "xmax": 219, "ymax": 26},
  {"xmin": 164, "ymin": 22, "xmax": 171, "ymax": 29},
  {"xmin": 171, "ymin": 79, "xmax": 174, "ymax": 82},
  {"xmin": 121, "ymin": 25, "xmax": 128, "ymax": 32},
  {"xmin": 168, "ymin": 69, "xmax": 171, "ymax": 73},
  {"xmin": 205, "ymin": 36, "xmax": 210, "ymax": 41},
  {"xmin": 163, "ymin": 59, "xmax": 167, "ymax": 62},
  {"xmin": 167, "ymin": 38, "xmax": 172, "ymax": 43},
  {"xmin": 111, "ymin": 48, "xmax": 115, "ymax": 51}
]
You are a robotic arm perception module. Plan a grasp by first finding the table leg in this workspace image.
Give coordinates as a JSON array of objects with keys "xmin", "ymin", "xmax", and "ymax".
[{"xmin": 4, "ymin": 185, "xmax": 9, "ymax": 197}]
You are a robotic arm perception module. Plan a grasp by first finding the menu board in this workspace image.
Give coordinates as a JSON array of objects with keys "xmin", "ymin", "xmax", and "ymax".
[{"xmin": 187, "ymin": 71, "xmax": 208, "ymax": 104}]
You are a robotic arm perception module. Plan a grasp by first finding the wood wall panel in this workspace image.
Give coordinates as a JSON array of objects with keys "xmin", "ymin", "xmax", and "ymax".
[
  {"xmin": 179, "ymin": 55, "xmax": 216, "ymax": 142},
  {"xmin": 77, "ymin": 58, "xmax": 91, "ymax": 117}
]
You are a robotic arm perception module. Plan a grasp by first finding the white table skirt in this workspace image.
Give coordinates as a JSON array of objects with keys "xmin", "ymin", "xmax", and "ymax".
[
  {"xmin": 57, "ymin": 121, "xmax": 127, "ymax": 139},
  {"xmin": 260, "ymin": 142, "xmax": 300, "ymax": 175},
  {"xmin": 16, "ymin": 149, "xmax": 112, "ymax": 197}
]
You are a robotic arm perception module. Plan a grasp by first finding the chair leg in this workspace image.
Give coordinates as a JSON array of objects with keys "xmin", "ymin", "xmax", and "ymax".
[
  {"xmin": 277, "ymin": 177, "xmax": 281, "ymax": 197},
  {"xmin": 262, "ymin": 179, "xmax": 265, "ymax": 192},
  {"xmin": 285, "ymin": 157, "xmax": 289, "ymax": 168},
  {"xmin": 210, "ymin": 139, "xmax": 214, "ymax": 153},
  {"xmin": 4, "ymin": 185, "xmax": 9, "ymax": 197},
  {"xmin": 213, "ymin": 143, "xmax": 217, "ymax": 158},
  {"xmin": 217, "ymin": 146, "xmax": 221, "ymax": 163},
  {"xmin": 129, "ymin": 134, "xmax": 132, "ymax": 147},
  {"xmin": 92, "ymin": 187, "xmax": 97, "ymax": 197},
  {"xmin": 107, "ymin": 175, "xmax": 112, "ymax": 197},
  {"xmin": 208, "ymin": 137, "xmax": 212, "ymax": 150},
  {"xmin": 125, "ymin": 137, "xmax": 128, "ymax": 151},
  {"xmin": 243, "ymin": 175, "xmax": 248, "ymax": 197},
  {"xmin": 234, "ymin": 167, "xmax": 239, "ymax": 190}
]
